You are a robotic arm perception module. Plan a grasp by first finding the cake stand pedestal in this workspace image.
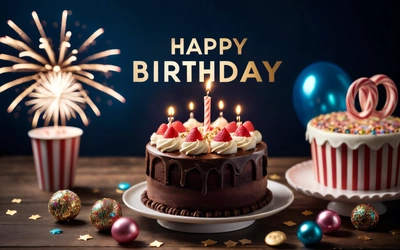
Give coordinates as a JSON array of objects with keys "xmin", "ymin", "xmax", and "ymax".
[
  {"xmin": 123, "ymin": 181, "xmax": 294, "ymax": 233},
  {"xmin": 285, "ymin": 160, "xmax": 400, "ymax": 217},
  {"xmin": 157, "ymin": 220, "xmax": 255, "ymax": 233}
]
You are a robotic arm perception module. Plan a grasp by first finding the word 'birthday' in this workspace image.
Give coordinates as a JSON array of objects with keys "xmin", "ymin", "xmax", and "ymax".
[{"xmin": 133, "ymin": 38, "xmax": 282, "ymax": 83}]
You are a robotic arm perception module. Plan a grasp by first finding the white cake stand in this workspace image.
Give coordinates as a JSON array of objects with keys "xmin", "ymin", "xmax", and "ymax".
[
  {"xmin": 285, "ymin": 160, "xmax": 400, "ymax": 216},
  {"xmin": 122, "ymin": 181, "xmax": 294, "ymax": 233}
]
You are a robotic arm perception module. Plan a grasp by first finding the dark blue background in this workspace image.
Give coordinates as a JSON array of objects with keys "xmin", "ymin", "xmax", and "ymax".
[{"xmin": 1, "ymin": 0, "xmax": 399, "ymax": 157}]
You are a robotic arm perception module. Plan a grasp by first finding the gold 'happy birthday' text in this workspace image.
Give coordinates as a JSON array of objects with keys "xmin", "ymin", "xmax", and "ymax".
[{"xmin": 133, "ymin": 38, "xmax": 282, "ymax": 83}]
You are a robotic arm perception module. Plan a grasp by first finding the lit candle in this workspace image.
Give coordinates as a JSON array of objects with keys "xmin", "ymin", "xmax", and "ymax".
[
  {"xmin": 236, "ymin": 105, "xmax": 241, "ymax": 125},
  {"xmin": 189, "ymin": 102, "xmax": 194, "ymax": 118},
  {"xmin": 168, "ymin": 106, "xmax": 174, "ymax": 125},
  {"xmin": 203, "ymin": 80, "xmax": 212, "ymax": 134},
  {"xmin": 219, "ymin": 100, "xmax": 224, "ymax": 117}
]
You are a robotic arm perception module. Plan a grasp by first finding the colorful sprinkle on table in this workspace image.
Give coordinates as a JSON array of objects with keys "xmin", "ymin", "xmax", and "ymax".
[
  {"xmin": 50, "ymin": 229, "xmax": 63, "ymax": 234},
  {"xmin": 6, "ymin": 209, "xmax": 17, "ymax": 216},
  {"xmin": 224, "ymin": 240, "xmax": 238, "ymax": 248},
  {"xmin": 201, "ymin": 239, "xmax": 217, "ymax": 246},
  {"xmin": 357, "ymin": 235, "xmax": 371, "ymax": 241},
  {"xmin": 283, "ymin": 221, "xmax": 296, "ymax": 227},
  {"xmin": 149, "ymin": 240, "xmax": 164, "ymax": 247},
  {"xmin": 269, "ymin": 174, "xmax": 281, "ymax": 180},
  {"xmin": 118, "ymin": 182, "xmax": 131, "ymax": 190},
  {"xmin": 301, "ymin": 210, "xmax": 314, "ymax": 216},
  {"xmin": 239, "ymin": 238, "xmax": 253, "ymax": 245},
  {"xmin": 28, "ymin": 214, "xmax": 41, "ymax": 220},
  {"xmin": 78, "ymin": 234, "xmax": 93, "ymax": 241},
  {"xmin": 12, "ymin": 198, "xmax": 22, "ymax": 203}
]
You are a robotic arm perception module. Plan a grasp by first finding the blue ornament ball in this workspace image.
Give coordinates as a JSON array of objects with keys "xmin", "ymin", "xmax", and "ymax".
[
  {"xmin": 297, "ymin": 221, "xmax": 323, "ymax": 245},
  {"xmin": 292, "ymin": 62, "xmax": 351, "ymax": 128}
]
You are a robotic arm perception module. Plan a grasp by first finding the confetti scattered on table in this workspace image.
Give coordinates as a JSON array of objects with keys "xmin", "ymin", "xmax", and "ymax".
[
  {"xmin": 12, "ymin": 198, "xmax": 22, "ymax": 203},
  {"xmin": 118, "ymin": 182, "xmax": 131, "ymax": 191},
  {"xmin": 149, "ymin": 240, "xmax": 164, "ymax": 247},
  {"xmin": 6, "ymin": 209, "xmax": 17, "ymax": 216},
  {"xmin": 201, "ymin": 239, "xmax": 217, "ymax": 246},
  {"xmin": 239, "ymin": 238, "xmax": 253, "ymax": 245},
  {"xmin": 301, "ymin": 210, "xmax": 314, "ymax": 216},
  {"xmin": 269, "ymin": 174, "xmax": 281, "ymax": 180},
  {"xmin": 78, "ymin": 234, "xmax": 93, "ymax": 241},
  {"xmin": 357, "ymin": 235, "xmax": 371, "ymax": 241},
  {"xmin": 50, "ymin": 229, "xmax": 63, "ymax": 234},
  {"xmin": 116, "ymin": 188, "xmax": 124, "ymax": 194},
  {"xmin": 390, "ymin": 229, "xmax": 400, "ymax": 235},
  {"xmin": 92, "ymin": 188, "xmax": 100, "ymax": 193},
  {"xmin": 28, "ymin": 214, "xmax": 41, "ymax": 220},
  {"xmin": 283, "ymin": 220, "xmax": 296, "ymax": 227},
  {"xmin": 224, "ymin": 240, "xmax": 238, "ymax": 248}
]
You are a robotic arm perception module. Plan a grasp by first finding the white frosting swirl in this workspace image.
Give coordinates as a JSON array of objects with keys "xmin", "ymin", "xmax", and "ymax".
[
  {"xmin": 150, "ymin": 133, "xmax": 162, "ymax": 145},
  {"xmin": 251, "ymin": 130, "xmax": 262, "ymax": 144},
  {"xmin": 210, "ymin": 140, "xmax": 237, "ymax": 155},
  {"xmin": 180, "ymin": 140, "xmax": 209, "ymax": 155},
  {"xmin": 232, "ymin": 135, "xmax": 256, "ymax": 150},
  {"xmin": 156, "ymin": 137, "xmax": 182, "ymax": 152}
]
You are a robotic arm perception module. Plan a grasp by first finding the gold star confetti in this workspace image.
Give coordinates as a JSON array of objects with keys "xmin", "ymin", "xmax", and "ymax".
[
  {"xmin": 269, "ymin": 174, "xmax": 281, "ymax": 180},
  {"xmin": 283, "ymin": 220, "xmax": 296, "ymax": 227},
  {"xmin": 12, "ymin": 198, "xmax": 22, "ymax": 203},
  {"xmin": 301, "ymin": 210, "xmax": 314, "ymax": 216},
  {"xmin": 149, "ymin": 240, "xmax": 164, "ymax": 248},
  {"xmin": 390, "ymin": 229, "xmax": 400, "ymax": 235},
  {"xmin": 116, "ymin": 188, "xmax": 124, "ymax": 194},
  {"xmin": 239, "ymin": 238, "xmax": 253, "ymax": 245},
  {"xmin": 224, "ymin": 240, "xmax": 238, "ymax": 248},
  {"xmin": 201, "ymin": 239, "xmax": 217, "ymax": 246},
  {"xmin": 6, "ymin": 209, "xmax": 17, "ymax": 216},
  {"xmin": 28, "ymin": 214, "xmax": 41, "ymax": 220},
  {"xmin": 357, "ymin": 235, "xmax": 371, "ymax": 241},
  {"xmin": 78, "ymin": 234, "xmax": 93, "ymax": 241},
  {"xmin": 92, "ymin": 188, "xmax": 100, "ymax": 193}
]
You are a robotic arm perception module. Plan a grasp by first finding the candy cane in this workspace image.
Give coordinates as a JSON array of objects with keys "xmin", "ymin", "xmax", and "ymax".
[
  {"xmin": 346, "ymin": 77, "xmax": 378, "ymax": 120},
  {"xmin": 369, "ymin": 74, "xmax": 398, "ymax": 119}
]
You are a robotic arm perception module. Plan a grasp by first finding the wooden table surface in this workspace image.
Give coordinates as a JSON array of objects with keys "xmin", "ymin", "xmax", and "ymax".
[{"xmin": 1, "ymin": 156, "xmax": 400, "ymax": 249}]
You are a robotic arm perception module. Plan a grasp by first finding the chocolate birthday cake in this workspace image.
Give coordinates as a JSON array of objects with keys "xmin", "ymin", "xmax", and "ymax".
[{"xmin": 142, "ymin": 121, "xmax": 272, "ymax": 217}]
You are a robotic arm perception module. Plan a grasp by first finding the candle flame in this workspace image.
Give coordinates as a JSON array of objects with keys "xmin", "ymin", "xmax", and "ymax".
[
  {"xmin": 206, "ymin": 79, "xmax": 211, "ymax": 93},
  {"xmin": 219, "ymin": 100, "xmax": 224, "ymax": 110},
  {"xmin": 168, "ymin": 106, "xmax": 174, "ymax": 116},
  {"xmin": 236, "ymin": 105, "xmax": 241, "ymax": 115},
  {"xmin": 189, "ymin": 102, "xmax": 194, "ymax": 111}
]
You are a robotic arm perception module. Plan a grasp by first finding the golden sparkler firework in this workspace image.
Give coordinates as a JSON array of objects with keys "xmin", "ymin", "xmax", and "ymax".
[{"xmin": 0, "ymin": 10, "xmax": 125, "ymax": 127}]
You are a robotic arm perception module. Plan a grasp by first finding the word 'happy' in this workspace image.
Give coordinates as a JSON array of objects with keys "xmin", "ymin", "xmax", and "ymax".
[{"xmin": 133, "ymin": 38, "xmax": 282, "ymax": 83}]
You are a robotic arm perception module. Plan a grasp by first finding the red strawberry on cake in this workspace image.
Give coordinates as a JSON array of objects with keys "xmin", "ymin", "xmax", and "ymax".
[
  {"xmin": 232, "ymin": 125, "xmax": 256, "ymax": 150},
  {"xmin": 211, "ymin": 128, "xmax": 237, "ymax": 155},
  {"xmin": 180, "ymin": 127, "xmax": 209, "ymax": 155},
  {"xmin": 225, "ymin": 121, "xmax": 238, "ymax": 133},
  {"xmin": 172, "ymin": 121, "xmax": 187, "ymax": 133},
  {"xmin": 150, "ymin": 123, "xmax": 169, "ymax": 145},
  {"xmin": 243, "ymin": 121, "xmax": 262, "ymax": 144},
  {"xmin": 156, "ymin": 126, "xmax": 182, "ymax": 152}
]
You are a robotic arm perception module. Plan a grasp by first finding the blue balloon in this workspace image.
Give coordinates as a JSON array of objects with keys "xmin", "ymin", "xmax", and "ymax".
[
  {"xmin": 297, "ymin": 221, "xmax": 323, "ymax": 245},
  {"xmin": 292, "ymin": 62, "xmax": 351, "ymax": 128}
]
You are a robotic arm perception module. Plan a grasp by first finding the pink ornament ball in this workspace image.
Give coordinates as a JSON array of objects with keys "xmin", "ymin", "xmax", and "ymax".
[
  {"xmin": 316, "ymin": 209, "xmax": 341, "ymax": 233},
  {"xmin": 111, "ymin": 217, "xmax": 140, "ymax": 243}
]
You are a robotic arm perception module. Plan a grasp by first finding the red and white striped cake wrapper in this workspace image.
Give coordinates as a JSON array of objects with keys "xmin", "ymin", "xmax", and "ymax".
[
  {"xmin": 310, "ymin": 139, "xmax": 400, "ymax": 191},
  {"xmin": 28, "ymin": 126, "xmax": 83, "ymax": 192}
]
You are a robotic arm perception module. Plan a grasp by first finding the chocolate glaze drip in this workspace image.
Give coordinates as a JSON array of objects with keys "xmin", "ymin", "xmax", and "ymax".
[{"xmin": 146, "ymin": 142, "xmax": 268, "ymax": 195}]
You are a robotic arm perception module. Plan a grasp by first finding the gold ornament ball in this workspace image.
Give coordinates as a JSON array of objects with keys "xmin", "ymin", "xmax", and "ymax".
[
  {"xmin": 48, "ymin": 190, "xmax": 82, "ymax": 221},
  {"xmin": 265, "ymin": 231, "xmax": 287, "ymax": 246}
]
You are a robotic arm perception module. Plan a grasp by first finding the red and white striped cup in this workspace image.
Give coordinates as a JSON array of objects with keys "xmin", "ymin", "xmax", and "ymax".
[
  {"xmin": 28, "ymin": 126, "xmax": 83, "ymax": 192},
  {"xmin": 311, "ymin": 140, "xmax": 400, "ymax": 191}
]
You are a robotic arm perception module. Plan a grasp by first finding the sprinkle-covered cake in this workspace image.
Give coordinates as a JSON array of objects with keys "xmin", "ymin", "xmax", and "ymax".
[
  {"xmin": 142, "ymin": 121, "xmax": 272, "ymax": 217},
  {"xmin": 306, "ymin": 75, "xmax": 400, "ymax": 191}
]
